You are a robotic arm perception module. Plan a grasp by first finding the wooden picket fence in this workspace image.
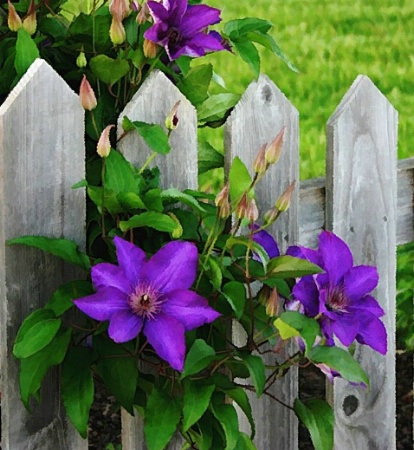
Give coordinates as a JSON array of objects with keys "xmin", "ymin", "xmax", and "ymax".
[{"xmin": 0, "ymin": 58, "xmax": 413, "ymax": 449}]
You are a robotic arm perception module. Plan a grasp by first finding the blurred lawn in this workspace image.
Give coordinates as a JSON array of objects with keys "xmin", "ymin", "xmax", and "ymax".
[{"xmin": 200, "ymin": 0, "xmax": 414, "ymax": 179}]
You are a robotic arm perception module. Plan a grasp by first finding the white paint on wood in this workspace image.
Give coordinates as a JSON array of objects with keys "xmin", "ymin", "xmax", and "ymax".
[
  {"xmin": 225, "ymin": 75, "xmax": 299, "ymax": 450},
  {"xmin": 326, "ymin": 75, "xmax": 397, "ymax": 449},
  {"xmin": 117, "ymin": 70, "xmax": 198, "ymax": 190},
  {"xmin": 0, "ymin": 59, "xmax": 87, "ymax": 450}
]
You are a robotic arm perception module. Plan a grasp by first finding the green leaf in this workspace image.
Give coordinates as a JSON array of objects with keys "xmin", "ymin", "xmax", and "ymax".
[
  {"xmin": 275, "ymin": 311, "xmax": 321, "ymax": 353},
  {"xmin": 274, "ymin": 317, "xmax": 300, "ymax": 340},
  {"xmin": 211, "ymin": 401, "xmax": 240, "ymax": 450},
  {"xmin": 90, "ymin": 55, "xmax": 130, "ymax": 85},
  {"xmin": 62, "ymin": 347, "xmax": 94, "ymax": 439},
  {"xmin": 197, "ymin": 93, "xmax": 240, "ymax": 122},
  {"xmin": 119, "ymin": 211, "xmax": 177, "ymax": 233},
  {"xmin": 228, "ymin": 156, "xmax": 252, "ymax": 205},
  {"xmin": 122, "ymin": 117, "xmax": 171, "ymax": 155},
  {"xmin": 46, "ymin": 280, "xmax": 94, "ymax": 316},
  {"xmin": 307, "ymin": 346, "xmax": 370, "ymax": 387},
  {"xmin": 267, "ymin": 255, "xmax": 322, "ymax": 278},
  {"xmin": 178, "ymin": 64, "xmax": 213, "ymax": 106},
  {"xmin": 225, "ymin": 388, "xmax": 255, "ymax": 439},
  {"xmin": 20, "ymin": 328, "xmax": 72, "ymax": 409},
  {"xmin": 117, "ymin": 192, "xmax": 147, "ymax": 210},
  {"xmin": 224, "ymin": 18, "xmax": 272, "ymax": 39},
  {"xmin": 105, "ymin": 150, "xmax": 141, "ymax": 195},
  {"xmin": 182, "ymin": 339, "xmax": 216, "ymax": 378},
  {"xmin": 182, "ymin": 380, "xmax": 215, "ymax": 432},
  {"xmin": 14, "ymin": 28, "xmax": 39, "ymax": 77},
  {"xmin": 237, "ymin": 353, "xmax": 265, "ymax": 396},
  {"xmin": 144, "ymin": 388, "xmax": 181, "ymax": 450},
  {"xmin": 222, "ymin": 281, "xmax": 246, "ymax": 320},
  {"xmin": 7, "ymin": 236, "xmax": 91, "ymax": 271},
  {"xmin": 232, "ymin": 39, "xmax": 260, "ymax": 78},
  {"xmin": 160, "ymin": 188, "xmax": 206, "ymax": 213},
  {"xmin": 294, "ymin": 399, "xmax": 334, "ymax": 450},
  {"xmin": 198, "ymin": 140, "xmax": 224, "ymax": 174},
  {"xmin": 88, "ymin": 186, "xmax": 124, "ymax": 215},
  {"xmin": 14, "ymin": 315, "xmax": 61, "ymax": 359},
  {"xmin": 236, "ymin": 432, "xmax": 257, "ymax": 450},
  {"xmin": 226, "ymin": 236, "xmax": 269, "ymax": 270}
]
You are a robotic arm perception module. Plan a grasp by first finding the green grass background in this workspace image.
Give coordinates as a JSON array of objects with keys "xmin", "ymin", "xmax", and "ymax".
[{"xmin": 201, "ymin": 0, "xmax": 414, "ymax": 179}]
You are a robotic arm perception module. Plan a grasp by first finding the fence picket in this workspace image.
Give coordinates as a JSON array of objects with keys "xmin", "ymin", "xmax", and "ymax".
[
  {"xmin": 326, "ymin": 75, "xmax": 398, "ymax": 449},
  {"xmin": 0, "ymin": 60, "xmax": 86, "ymax": 450},
  {"xmin": 225, "ymin": 75, "xmax": 300, "ymax": 450}
]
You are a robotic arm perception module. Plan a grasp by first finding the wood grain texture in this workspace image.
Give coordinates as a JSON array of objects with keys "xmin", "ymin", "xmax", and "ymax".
[
  {"xmin": 117, "ymin": 70, "xmax": 198, "ymax": 190},
  {"xmin": 225, "ymin": 75, "xmax": 299, "ymax": 450},
  {"xmin": 326, "ymin": 75, "xmax": 397, "ymax": 449},
  {"xmin": 0, "ymin": 59, "xmax": 87, "ymax": 449}
]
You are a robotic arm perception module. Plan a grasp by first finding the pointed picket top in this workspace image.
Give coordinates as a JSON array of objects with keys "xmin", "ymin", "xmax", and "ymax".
[
  {"xmin": 117, "ymin": 70, "xmax": 198, "ymax": 190},
  {"xmin": 326, "ymin": 75, "xmax": 397, "ymax": 448},
  {"xmin": 225, "ymin": 74, "xmax": 299, "ymax": 450},
  {"xmin": 0, "ymin": 59, "xmax": 86, "ymax": 450}
]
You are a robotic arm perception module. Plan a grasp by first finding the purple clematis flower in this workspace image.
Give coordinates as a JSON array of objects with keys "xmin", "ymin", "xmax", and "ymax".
[
  {"xmin": 251, "ymin": 224, "xmax": 280, "ymax": 259},
  {"xmin": 74, "ymin": 237, "xmax": 220, "ymax": 371},
  {"xmin": 144, "ymin": 0, "xmax": 228, "ymax": 60},
  {"xmin": 287, "ymin": 231, "xmax": 387, "ymax": 355}
]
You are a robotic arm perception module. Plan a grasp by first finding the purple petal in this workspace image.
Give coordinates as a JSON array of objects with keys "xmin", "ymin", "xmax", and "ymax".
[
  {"xmin": 318, "ymin": 231, "xmax": 353, "ymax": 284},
  {"xmin": 163, "ymin": 290, "xmax": 220, "ymax": 330},
  {"xmin": 348, "ymin": 294, "xmax": 385, "ymax": 317},
  {"xmin": 92, "ymin": 263, "xmax": 131, "ymax": 294},
  {"xmin": 286, "ymin": 245, "xmax": 324, "ymax": 269},
  {"xmin": 167, "ymin": 43, "xmax": 205, "ymax": 60},
  {"xmin": 108, "ymin": 310, "xmax": 143, "ymax": 343},
  {"xmin": 144, "ymin": 22, "xmax": 170, "ymax": 44},
  {"xmin": 344, "ymin": 265, "xmax": 379, "ymax": 301},
  {"xmin": 186, "ymin": 32, "xmax": 227, "ymax": 51},
  {"xmin": 147, "ymin": 1, "xmax": 170, "ymax": 22},
  {"xmin": 142, "ymin": 241, "xmax": 198, "ymax": 292},
  {"xmin": 114, "ymin": 236, "xmax": 147, "ymax": 286},
  {"xmin": 252, "ymin": 225, "xmax": 280, "ymax": 259},
  {"xmin": 144, "ymin": 313, "xmax": 186, "ymax": 371},
  {"xmin": 74, "ymin": 287, "xmax": 129, "ymax": 321},
  {"xmin": 291, "ymin": 276, "xmax": 320, "ymax": 317},
  {"xmin": 165, "ymin": 0, "xmax": 187, "ymax": 25},
  {"xmin": 180, "ymin": 5, "xmax": 221, "ymax": 36},
  {"xmin": 356, "ymin": 314, "xmax": 387, "ymax": 354},
  {"xmin": 330, "ymin": 314, "xmax": 360, "ymax": 347}
]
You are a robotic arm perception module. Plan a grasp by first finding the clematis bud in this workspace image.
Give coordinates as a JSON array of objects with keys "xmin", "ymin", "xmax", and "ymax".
[
  {"xmin": 265, "ymin": 287, "xmax": 280, "ymax": 317},
  {"xmin": 265, "ymin": 127, "xmax": 285, "ymax": 165},
  {"xmin": 110, "ymin": 14, "xmax": 126, "ymax": 45},
  {"xmin": 168, "ymin": 212, "xmax": 183, "ymax": 239},
  {"xmin": 79, "ymin": 75, "xmax": 97, "ymax": 111},
  {"xmin": 275, "ymin": 180, "xmax": 296, "ymax": 212},
  {"xmin": 165, "ymin": 101, "xmax": 181, "ymax": 130},
  {"xmin": 143, "ymin": 38, "xmax": 158, "ymax": 58},
  {"xmin": 246, "ymin": 198, "xmax": 259, "ymax": 222},
  {"xmin": 263, "ymin": 207, "xmax": 279, "ymax": 225},
  {"xmin": 97, "ymin": 125, "xmax": 115, "ymax": 158},
  {"xmin": 7, "ymin": 0, "xmax": 22, "ymax": 31},
  {"xmin": 131, "ymin": 1, "xmax": 139, "ymax": 12},
  {"xmin": 76, "ymin": 50, "xmax": 87, "ymax": 68},
  {"xmin": 22, "ymin": 0, "xmax": 36, "ymax": 35},
  {"xmin": 235, "ymin": 193, "xmax": 248, "ymax": 220},
  {"xmin": 136, "ymin": 2, "xmax": 150, "ymax": 24},
  {"xmin": 109, "ymin": 0, "xmax": 130, "ymax": 20},
  {"xmin": 253, "ymin": 143, "xmax": 267, "ymax": 174}
]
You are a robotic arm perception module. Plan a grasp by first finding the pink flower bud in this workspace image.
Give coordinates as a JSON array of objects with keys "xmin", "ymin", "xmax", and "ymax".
[
  {"xmin": 235, "ymin": 193, "xmax": 248, "ymax": 220},
  {"xmin": 215, "ymin": 182, "xmax": 229, "ymax": 207},
  {"xmin": 7, "ymin": 0, "xmax": 22, "ymax": 32},
  {"xmin": 263, "ymin": 207, "xmax": 279, "ymax": 225},
  {"xmin": 110, "ymin": 14, "xmax": 126, "ymax": 45},
  {"xmin": 253, "ymin": 143, "xmax": 267, "ymax": 174},
  {"xmin": 246, "ymin": 198, "xmax": 259, "ymax": 222},
  {"xmin": 165, "ymin": 101, "xmax": 181, "ymax": 130},
  {"xmin": 79, "ymin": 75, "xmax": 97, "ymax": 111},
  {"xmin": 22, "ymin": 0, "xmax": 36, "ymax": 35},
  {"xmin": 265, "ymin": 287, "xmax": 279, "ymax": 317},
  {"xmin": 275, "ymin": 180, "xmax": 296, "ymax": 212},
  {"xmin": 136, "ymin": 2, "xmax": 150, "ymax": 24},
  {"xmin": 131, "ymin": 1, "xmax": 139, "ymax": 12},
  {"xmin": 109, "ymin": 0, "xmax": 131, "ymax": 20},
  {"xmin": 265, "ymin": 127, "xmax": 285, "ymax": 165},
  {"xmin": 143, "ymin": 38, "xmax": 158, "ymax": 58},
  {"xmin": 97, "ymin": 125, "xmax": 115, "ymax": 158}
]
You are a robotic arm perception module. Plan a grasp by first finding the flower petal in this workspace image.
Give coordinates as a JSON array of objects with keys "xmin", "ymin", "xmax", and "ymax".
[
  {"xmin": 291, "ymin": 276, "xmax": 320, "ymax": 317},
  {"xmin": 286, "ymin": 245, "xmax": 324, "ymax": 269},
  {"xmin": 143, "ymin": 241, "xmax": 198, "ymax": 292},
  {"xmin": 318, "ymin": 231, "xmax": 353, "ymax": 284},
  {"xmin": 180, "ymin": 5, "xmax": 221, "ymax": 36},
  {"xmin": 344, "ymin": 265, "xmax": 379, "ymax": 302},
  {"xmin": 74, "ymin": 287, "xmax": 129, "ymax": 321},
  {"xmin": 92, "ymin": 263, "xmax": 131, "ymax": 293},
  {"xmin": 330, "ymin": 314, "xmax": 359, "ymax": 347},
  {"xmin": 147, "ymin": 0, "xmax": 170, "ymax": 22},
  {"xmin": 144, "ymin": 313, "xmax": 186, "ymax": 371},
  {"xmin": 144, "ymin": 22, "xmax": 169, "ymax": 44},
  {"xmin": 348, "ymin": 294, "xmax": 385, "ymax": 317},
  {"xmin": 252, "ymin": 225, "xmax": 280, "ymax": 259},
  {"xmin": 108, "ymin": 310, "xmax": 143, "ymax": 343},
  {"xmin": 165, "ymin": 0, "xmax": 187, "ymax": 25},
  {"xmin": 114, "ymin": 236, "xmax": 147, "ymax": 285},
  {"xmin": 163, "ymin": 289, "xmax": 220, "ymax": 330},
  {"xmin": 356, "ymin": 314, "xmax": 387, "ymax": 354}
]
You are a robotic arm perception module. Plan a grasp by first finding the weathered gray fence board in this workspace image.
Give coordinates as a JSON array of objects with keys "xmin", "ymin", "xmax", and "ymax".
[
  {"xmin": 326, "ymin": 75, "xmax": 397, "ymax": 449},
  {"xmin": 0, "ymin": 59, "xmax": 86, "ymax": 450},
  {"xmin": 117, "ymin": 70, "xmax": 198, "ymax": 190},
  {"xmin": 225, "ymin": 75, "xmax": 299, "ymax": 450},
  {"xmin": 118, "ymin": 71, "xmax": 198, "ymax": 450}
]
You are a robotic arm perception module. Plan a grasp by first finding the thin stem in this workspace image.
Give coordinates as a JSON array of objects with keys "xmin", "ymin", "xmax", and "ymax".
[
  {"xmin": 90, "ymin": 110, "xmax": 100, "ymax": 140},
  {"xmin": 139, "ymin": 152, "xmax": 157, "ymax": 174},
  {"xmin": 101, "ymin": 157, "xmax": 107, "ymax": 237}
]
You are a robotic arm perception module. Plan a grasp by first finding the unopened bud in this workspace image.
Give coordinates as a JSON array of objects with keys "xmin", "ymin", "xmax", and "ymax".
[
  {"xmin": 275, "ymin": 180, "xmax": 296, "ymax": 212},
  {"xmin": 265, "ymin": 287, "xmax": 280, "ymax": 317},
  {"xmin": 265, "ymin": 127, "xmax": 285, "ymax": 165},
  {"xmin": 235, "ymin": 193, "xmax": 248, "ymax": 220},
  {"xmin": 165, "ymin": 101, "xmax": 180, "ymax": 130},
  {"xmin": 263, "ymin": 207, "xmax": 279, "ymax": 225},
  {"xmin": 218, "ymin": 198, "xmax": 231, "ymax": 219},
  {"xmin": 110, "ymin": 15, "xmax": 126, "ymax": 45},
  {"xmin": 215, "ymin": 182, "xmax": 229, "ymax": 207},
  {"xmin": 131, "ymin": 1, "xmax": 139, "ymax": 12},
  {"xmin": 22, "ymin": 0, "xmax": 36, "ymax": 35},
  {"xmin": 109, "ymin": 0, "xmax": 130, "ymax": 20},
  {"xmin": 79, "ymin": 75, "xmax": 97, "ymax": 111},
  {"xmin": 7, "ymin": 0, "xmax": 22, "ymax": 31},
  {"xmin": 136, "ymin": 2, "xmax": 150, "ymax": 24},
  {"xmin": 253, "ymin": 143, "xmax": 267, "ymax": 174},
  {"xmin": 246, "ymin": 198, "xmax": 259, "ymax": 222},
  {"xmin": 143, "ymin": 38, "xmax": 158, "ymax": 58},
  {"xmin": 97, "ymin": 125, "xmax": 115, "ymax": 158},
  {"xmin": 168, "ymin": 212, "xmax": 183, "ymax": 239},
  {"xmin": 76, "ymin": 51, "xmax": 87, "ymax": 68}
]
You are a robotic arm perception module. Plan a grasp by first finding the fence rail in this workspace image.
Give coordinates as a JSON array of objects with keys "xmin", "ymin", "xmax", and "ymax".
[{"xmin": 0, "ymin": 59, "xmax": 413, "ymax": 449}]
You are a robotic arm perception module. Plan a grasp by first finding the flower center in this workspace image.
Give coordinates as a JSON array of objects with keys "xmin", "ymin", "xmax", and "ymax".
[
  {"xmin": 168, "ymin": 28, "xmax": 181, "ymax": 46},
  {"xmin": 326, "ymin": 286, "xmax": 348, "ymax": 312},
  {"xmin": 129, "ymin": 284, "xmax": 163, "ymax": 320}
]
